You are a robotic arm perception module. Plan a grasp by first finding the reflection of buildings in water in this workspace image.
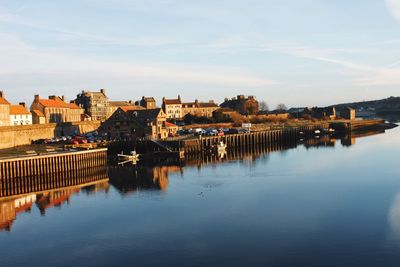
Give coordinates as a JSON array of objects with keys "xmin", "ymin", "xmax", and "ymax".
[
  {"xmin": 303, "ymin": 136, "xmax": 336, "ymax": 149},
  {"xmin": 108, "ymin": 165, "xmax": 182, "ymax": 195},
  {"xmin": 0, "ymin": 179, "xmax": 109, "ymax": 232},
  {"xmin": 0, "ymin": 194, "xmax": 36, "ymax": 231},
  {"xmin": 36, "ymin": 188, "xmax": 78, "ymax": 215}
]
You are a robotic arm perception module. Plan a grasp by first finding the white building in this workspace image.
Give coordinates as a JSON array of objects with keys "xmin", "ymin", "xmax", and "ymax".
[{"xmin": 9, "ymin": 103, "xmax": 32, "ymax": 126}]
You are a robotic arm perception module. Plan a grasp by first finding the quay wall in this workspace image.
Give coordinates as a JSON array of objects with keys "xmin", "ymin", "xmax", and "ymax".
[
  {"xmin": 0, "ymin": 121, "xmax": 100, "ymax": 149},
  {"xmin": 0, "ymin": 148, "xmax": 108, "ymax": 197}
]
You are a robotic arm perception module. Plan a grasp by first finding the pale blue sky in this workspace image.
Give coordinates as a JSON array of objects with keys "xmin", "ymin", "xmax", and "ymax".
[{"xmin": 1, "ymin": 0, "xmax": 400, "ymax": 108}]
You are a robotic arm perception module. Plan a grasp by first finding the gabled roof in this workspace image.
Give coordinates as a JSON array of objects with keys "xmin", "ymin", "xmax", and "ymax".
[
  {"xmin": 67, "ymin": 102, "xmax": 82, "ymax": 109},
  {"xmin": 0, "ymin": 96, "xmax": 10, "ymax": 105},
  {"xmin": 164, "ymin": 121, "xmax": 178, "ymax": 127},
  {"xmin": 142, "ymin": 97, "xmax": 156, "ymax": 102},
  {"xmin": 126, "ymin": 108, "xmax": 164, "ymax": 122},
  {"xmin": 38, "ymin": 97, "xmax": 69, "ymax": 108},
  {"xmin": 109, "ymin": 101, "xmax": 133, "ymax": 107},
  {"xmin": 164, "ymin": 99, "xmax": 181, "ymax": 105},
  {"xmin": 32, "ymin": 110, "xmax": 45, "ymax": 117},
  {"xmin": 10, "ymin": 105, "xmax": 31, "ymax": 115},
  {"xmin": 120, "ymin": 106, "xmax": 145, "ymax": 112}
]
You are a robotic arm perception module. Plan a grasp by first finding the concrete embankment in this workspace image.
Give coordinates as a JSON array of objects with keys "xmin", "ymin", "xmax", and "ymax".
[{"xmin": 0, "ymin": 121, "xmax": 100, "ymax": 149}]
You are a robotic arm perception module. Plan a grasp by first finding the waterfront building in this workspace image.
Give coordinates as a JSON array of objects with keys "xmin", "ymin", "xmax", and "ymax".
[
  {"xmin": 162, "ymin": 95, "xmax": 182, "ymax": 119},
  {"xmin": 182, "ymin": 99, "xmax": 219, "ymax": 118},
  {"xmin": 30, "ymin": 95, "xmax": 84, "ymax": 123},
  {"xmin": 0, "ymin": 91, "xmax": 10, "ymax": 127},
  {"xmin": 220, "ymin": 95, "xmax": 259, "ymax": 115},
  {"xmin": 137, "ymin": 96, "xmax": 157, "ymax": 109},
  {"xmin": 9, "ymin": 103, "xmax": 32, "ymax": 125},
  {"xmin": 101, "ymin": 107, "xmax": 169, "ymax": 139},
  {"xmin": 74, "ymin": 89, "xmax": 109, "ymax": 121}
]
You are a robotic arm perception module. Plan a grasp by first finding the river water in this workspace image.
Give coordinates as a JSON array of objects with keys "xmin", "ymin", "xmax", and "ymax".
[{"xmin": 0, "ymin": 126, "xmax": 399, "ymax": 267}]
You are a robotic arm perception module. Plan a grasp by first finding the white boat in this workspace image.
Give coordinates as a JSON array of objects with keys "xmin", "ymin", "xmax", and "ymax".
[{"xmin": 117, "ymin": 151, "xmax": 140, "ymax": 165}]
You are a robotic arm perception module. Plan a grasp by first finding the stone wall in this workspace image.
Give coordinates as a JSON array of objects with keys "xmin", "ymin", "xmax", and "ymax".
[{"xmin": 0, "ymin": 121, "xmax": 100, "ymax": 149}]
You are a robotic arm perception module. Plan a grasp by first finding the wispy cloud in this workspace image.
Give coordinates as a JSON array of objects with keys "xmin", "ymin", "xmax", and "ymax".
[{"xmin": 386, "ymin": 0, "xmax": 400, "ymax": 22}]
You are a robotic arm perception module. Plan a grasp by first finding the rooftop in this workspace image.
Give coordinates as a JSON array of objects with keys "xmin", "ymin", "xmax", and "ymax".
[{"xmin": 10, "ymin": 105, "xmax": 31, "ymax": 115}]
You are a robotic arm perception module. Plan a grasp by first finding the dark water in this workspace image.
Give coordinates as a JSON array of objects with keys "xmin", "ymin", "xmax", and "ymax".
[{"xmin": 1, "ymin": 127, "xmax": 400, "ymax": 267}]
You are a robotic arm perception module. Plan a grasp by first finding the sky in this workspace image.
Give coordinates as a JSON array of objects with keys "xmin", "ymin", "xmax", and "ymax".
[{"xmin": 1, "ymin": 0, "xmax": 400, "ymax": 108}]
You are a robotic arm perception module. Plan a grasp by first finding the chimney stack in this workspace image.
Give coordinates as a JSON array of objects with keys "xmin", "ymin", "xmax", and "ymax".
[
  {"xmin": 34, "ymin": 95, "xmax": 40, "ymax": 102},
  {"xmin": 100, "ymin": 89, "xmax": 106, "ymax": 95},
  {"xmin": 49, "ymin": 95, "xmax": 56, "ymax": 100},
  {"xmin": 62, "ymin": 95, "xmax": 65, "ymax": 102},
  {"xmin": 0, "ymin": 91, "xmax": 3, "ymax": 98},
  {"xmin": 19, "ymin": 102, "xmax": 26, "ymax": 108}
]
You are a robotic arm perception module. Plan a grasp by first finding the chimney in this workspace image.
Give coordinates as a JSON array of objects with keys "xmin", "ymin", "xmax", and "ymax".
[
  {"xmin": 62, "ymin": 95, "xmax": 65, "ymax": 102},
  {"xmin": 34, "ymin": 95, "xmax": 40, "ymax": 102},
  {"xmin": 100, "ymin": 89, "xmax": 106, "ymax": 95},
  {"xmin": 0, "ymin": 91, "xmax": 3, "ymax": 98},
  {"xmin": 195, "ymin": 99, "xmax": 199, "ymax": 104},
  {"xmin": 178, "ymin": 95, "xmax": 181, "ymax": 101},
  {"xmin": 209, "ymin": 100, "xmax": 214, "ymax": 103},
  {"xmin": 49, "ymin": 95, "xmax": 56, "ymax": 100},
  {"xmin": 19, "ymin": 102, "xmax": 26, "ymax": 108}
]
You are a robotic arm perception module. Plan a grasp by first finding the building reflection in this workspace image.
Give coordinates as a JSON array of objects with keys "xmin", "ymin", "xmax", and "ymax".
[
  {"xmin": 0, "ymin": 129, "xmax": 389, "ymax": 232},
  {"xmin": 108, "ymin": 165, "xmax": 182, "ymax": 195},
  {"xmin": 0, "ymin": 179, "xmax": 109, "ymax": 232}
]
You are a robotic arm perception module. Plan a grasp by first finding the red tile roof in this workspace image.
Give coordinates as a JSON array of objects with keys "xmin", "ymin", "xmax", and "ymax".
[
  {"xmin": 39, "ymin": 98, "xmax": 69, "ymax": 108},
  {"xmin": 66, "ymin": 102, "xmax": 81, "ymax": 109},
  {"xmin": 0, "ymin": 97, "xmax": 10, "ymax": 105},
  {"xmin": 164, "ymin": 121, "xmax": 178, "ymax": 127},
  {"xmin": 10, "ymin": 105, "xmax": 31, "ymax": 115},
  {"xmin": 32, "ymin": 109, "xmax": 45, "ymax": 117},
  {"xmin": 120, "ymin": 106, "xmax": 145, "ymax": 112}
]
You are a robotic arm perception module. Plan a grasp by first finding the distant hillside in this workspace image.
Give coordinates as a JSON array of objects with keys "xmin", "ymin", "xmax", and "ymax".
[{"xmin": 329, "ymin": 96, "xmax": 400, "ymax": 113}]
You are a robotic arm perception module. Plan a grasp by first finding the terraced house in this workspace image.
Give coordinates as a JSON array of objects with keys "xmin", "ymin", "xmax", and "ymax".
[
  {"xmin": 182, "ymin": 99, "xmax": 219, "ymax": 118},
  {"xmin": 30, "ymin": 95, "xmax": 84, "ymax": 123},
  {"xmin": 162, "ymin": 95, "xmax": 182, "ymax": 119},
  {"xmin": 9, "ymin": 103, "xmax": 32, "ymax": 126}
]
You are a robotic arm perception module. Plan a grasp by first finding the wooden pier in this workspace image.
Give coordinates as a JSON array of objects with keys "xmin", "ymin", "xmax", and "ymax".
[{"xmin": 0, "ymin": 148, "xmax": 108, "ymax": 198}]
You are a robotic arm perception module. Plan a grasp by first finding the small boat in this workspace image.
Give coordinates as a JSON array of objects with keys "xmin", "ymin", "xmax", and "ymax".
[{"xmin": 117, "ymin": 151, "xmax": 140, "ymax": 165}]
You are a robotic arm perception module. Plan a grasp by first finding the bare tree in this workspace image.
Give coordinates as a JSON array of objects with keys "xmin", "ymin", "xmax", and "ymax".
[
  {"xmin": 276, "ymin": 103, "xmax": 287, "ymax": 112},
  {"xmin": 259, "ymin": 101, "xmax": 269, "ymax": 112}
]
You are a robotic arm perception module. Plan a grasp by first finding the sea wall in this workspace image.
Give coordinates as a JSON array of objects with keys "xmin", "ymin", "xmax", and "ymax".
[{"xmin": 0, "ymin": 121, "xmax": 100, "ymax": 149}]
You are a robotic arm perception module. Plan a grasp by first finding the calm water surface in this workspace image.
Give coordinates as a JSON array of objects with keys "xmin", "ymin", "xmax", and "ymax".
[{"xmin": 1, "ymin": 126, "xmax": 400, "ymax": 267}]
